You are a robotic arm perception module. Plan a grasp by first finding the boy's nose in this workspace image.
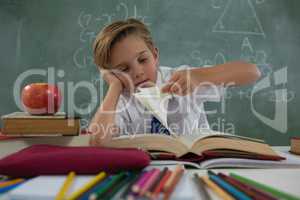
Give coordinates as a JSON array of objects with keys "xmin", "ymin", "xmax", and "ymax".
[{"xmin": 133, "ymin": 65, "xmax": 145, "ymax": 79}]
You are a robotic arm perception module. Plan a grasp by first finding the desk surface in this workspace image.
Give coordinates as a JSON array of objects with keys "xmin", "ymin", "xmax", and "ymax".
[{"xmin": 0, "ymin": 146, "xmax": 299, "ymax": 200}]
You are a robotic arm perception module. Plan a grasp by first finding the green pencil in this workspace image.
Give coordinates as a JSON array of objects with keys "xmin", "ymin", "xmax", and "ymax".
[
  {"xmin": 89, "ymin": 171, "xmax": 127, "ymax": 200},
  {"xmin": 230, "ymin": 173, "xmax": 300, "ymax": 200},
  {"xmin": 102, "ymin": 173, "xmax": 132, "ymax": 200}
]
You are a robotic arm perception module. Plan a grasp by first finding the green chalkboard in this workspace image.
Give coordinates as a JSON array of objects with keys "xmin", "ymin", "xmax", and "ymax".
[{"xmin": 0, "ymin": 0, "xmax": 299, "ymax": 145}]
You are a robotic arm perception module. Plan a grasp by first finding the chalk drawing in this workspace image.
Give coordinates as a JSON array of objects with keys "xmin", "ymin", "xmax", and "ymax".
[{"xmin": 212, "ymin": 0, "xmax": 265, "ymax": 37}]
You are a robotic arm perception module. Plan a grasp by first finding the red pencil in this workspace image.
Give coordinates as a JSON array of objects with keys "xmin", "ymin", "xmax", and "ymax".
[{"xmin": 151, "ymin": 170, "xmax": 172, "ymax": 199}]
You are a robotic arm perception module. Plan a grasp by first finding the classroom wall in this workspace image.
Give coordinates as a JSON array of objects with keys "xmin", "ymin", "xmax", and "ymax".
[{"xmin": 0, "ymin": 0, "xmax": 299, "ymax": 145}]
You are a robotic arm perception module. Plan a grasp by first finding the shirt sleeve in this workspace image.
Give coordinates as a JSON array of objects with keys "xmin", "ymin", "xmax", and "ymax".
[{"xmin": 114, "ymin": 95, "xmax": 133, "ymax": 136}]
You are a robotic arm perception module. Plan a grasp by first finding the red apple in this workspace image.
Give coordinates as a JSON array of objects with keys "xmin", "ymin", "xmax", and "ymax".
[{"xmin": 21, "ymin": 83, "xmax": 62, "ymax": 115}]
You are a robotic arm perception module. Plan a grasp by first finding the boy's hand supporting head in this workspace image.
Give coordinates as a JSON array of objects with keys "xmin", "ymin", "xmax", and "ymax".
[{"xmin": 100, "ymin": 69, "xmax": 124, "ymax": 92}]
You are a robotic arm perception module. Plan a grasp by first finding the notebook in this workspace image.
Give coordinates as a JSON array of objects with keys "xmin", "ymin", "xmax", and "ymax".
[
  {"xmin": 150, "ymin": 151, "xmax": 300, "ymax": 169},
  {"xmin": 6, "ymin": 175, "xmax": 94, "ymax": 200}
]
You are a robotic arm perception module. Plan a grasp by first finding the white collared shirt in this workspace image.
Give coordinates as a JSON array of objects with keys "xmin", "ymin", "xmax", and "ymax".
[{"xmin": 115, "ymin": 65, "xmax": 224, "ymax": 136}]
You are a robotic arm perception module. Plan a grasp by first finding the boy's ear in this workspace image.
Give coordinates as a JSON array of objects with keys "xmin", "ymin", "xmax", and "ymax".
[{"xmin": 153, "ymin": 47, "xmax": 159, "ymax": 60}]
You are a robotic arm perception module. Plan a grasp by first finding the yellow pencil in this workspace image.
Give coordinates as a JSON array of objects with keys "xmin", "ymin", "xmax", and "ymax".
[
  {"xmin": 0, "ymin": 178, "xmax": 25, "ymax": 188},
  {"xmin": 66, "ymin": 171, "xmax": 106, "ymax": 200},
  {"xmin": 55, "ymin": 171, "xmax": 76, "ymax": 200},
  {"xmin": 201, "ymin": 176, "xmax": 235, "ymax": 200}
]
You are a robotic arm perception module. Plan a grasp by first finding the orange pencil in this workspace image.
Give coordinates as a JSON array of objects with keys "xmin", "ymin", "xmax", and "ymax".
[
  {"xmin": 163, "ymin": 165, "xmax": 183, "ymax": 192},
  {"xmin": 163, "ymin": 165, "xmax": 184, "ymax": 200},
  {"xmin": 151, "ymin": 170, "xmax": 172, "ymax": 199},
  {"xmin": 0, "ymin": 178, "xmax": 25, "ymax": 188}
]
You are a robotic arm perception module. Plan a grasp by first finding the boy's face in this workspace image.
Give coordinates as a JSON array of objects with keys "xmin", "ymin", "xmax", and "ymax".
[{"xmin": 109, "ymin": 35, "xmax": 158, "ymax": 92}]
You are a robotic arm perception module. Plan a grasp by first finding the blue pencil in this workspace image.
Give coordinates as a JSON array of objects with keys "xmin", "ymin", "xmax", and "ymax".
[
  {"xmin": 0, "ymin": 182, "xmax": 25, "ymax": 193},
  {"xmin": 208, "ymin": 171, "xmax": 252, "ymax": 200}
]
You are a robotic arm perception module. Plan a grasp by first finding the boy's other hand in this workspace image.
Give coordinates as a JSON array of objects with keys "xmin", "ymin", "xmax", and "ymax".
[{"xmin": 161, "ymin": 69, "xmax": 198, "ymax": 96}]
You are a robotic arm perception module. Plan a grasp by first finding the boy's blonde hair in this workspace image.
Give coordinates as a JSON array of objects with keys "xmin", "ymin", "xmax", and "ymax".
[{"xmin": 93, "ymin": 18, "xmax": 155, "ymax": 69}]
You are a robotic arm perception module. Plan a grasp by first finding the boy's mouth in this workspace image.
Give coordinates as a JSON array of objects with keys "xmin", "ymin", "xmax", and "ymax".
[{"xmin": 135, "ymin": 79, "xmax": 154, "ymax": 88}]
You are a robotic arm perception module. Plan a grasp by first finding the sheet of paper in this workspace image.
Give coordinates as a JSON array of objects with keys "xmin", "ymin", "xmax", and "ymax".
[{"xmin": 133, "ymin": 86, "xmax": 173, "ymax": 134}]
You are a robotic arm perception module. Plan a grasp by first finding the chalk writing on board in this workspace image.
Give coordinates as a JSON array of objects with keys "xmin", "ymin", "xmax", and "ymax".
[
  {"xmin": 268, "ymin": 90, "xmax": 295, "ymax": 103},
  {"xmin": 240, "ymin": 37, "xmax": 272, "ymax": 76},
  {"xmin": 190, "ymin": 50, "xmax": 227, "ymax": 66},
  {"xmin": 74, "ymin": 2, "xmax": 151, "ymax": 69},
  {"xmin": 73, "ymin": 47, "xmax": 94, "ymax": 69},
  {"xmin": 212, "ymin": 0, "xmax": 265, "ymax": 37}
]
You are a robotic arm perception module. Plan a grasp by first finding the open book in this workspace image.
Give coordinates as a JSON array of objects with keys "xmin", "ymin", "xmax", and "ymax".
[{"xmin": 102, "ymin": 132, "xmax": 282, "ymax": 159}]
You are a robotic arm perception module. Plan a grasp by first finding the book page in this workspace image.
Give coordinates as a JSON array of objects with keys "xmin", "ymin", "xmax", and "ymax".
[{"xmin": 104, "ymin": 134, "xmax": 189, "ymax": 157}]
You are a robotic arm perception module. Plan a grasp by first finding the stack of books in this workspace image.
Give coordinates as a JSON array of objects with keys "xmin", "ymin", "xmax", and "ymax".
[
  {"xmin": 1, "ymin": 112, "xmax": 80, "ymax": 136},
  {"xmin": 290, "ymin": 137, "xmax": 300, "ymax": 155}
]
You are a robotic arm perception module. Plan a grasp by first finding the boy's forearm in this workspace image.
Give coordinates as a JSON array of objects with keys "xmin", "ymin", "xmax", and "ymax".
[
  {"xmin": 191, "ymin": 61, "xmax": 261, "ymax": 86},
  {"xmin": 88, "ymin": 83, "xmax": 122, "ymax": 135}
]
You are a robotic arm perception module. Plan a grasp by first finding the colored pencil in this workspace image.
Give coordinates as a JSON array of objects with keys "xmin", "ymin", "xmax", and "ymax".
[
  {"xmin": 193, "ymin": 173, "xmax": 211, "ymax": 200},
  {"xmin": 78, "ymin": 176, "xmax": 112, "ymax": 200},
  {"xmin": 146, "ymin": 167, "xmax": 168, "ymax": 197},
  {"xmin": 0, "ymin": 178, "xmax": 24, "ymax": 188},
  {"xmin": 151, "ymin": 170, "xmax": 172, "ymax": 199},
  {"xmin": 201, "ymin": 176, "xmax": 235, "ymax": 200},
  {"xmin": 120, "ymin": 172, "xmax": 141, "ymax": 199},
  {"xmin": 163, "ymin": 165, "xmax": 183, "ymax": 192},
  {"xmin": 163, "ymin": 165, "xmax": 184, "ymax": 200},
  {"xmin": 66, "ymin": 171, "xmax": 106, "ymax": 200},
  {"xmin": 0, "ymin": 181, "xmax": 25, "ymax": 193},
  {"xmin": 132, "ymin": 169, "xmax": 154, "ymax": 193},
  {"xmin": 101, "ymin": 172, "xmax": 131, "ymax": 200},
  {"xmin": 55, "ymin": 171, "xmax": 76, "ymax": 200},
  {"xmin": 139, "ymin": 168, "xmax": 160, "ymax": 196},
  {"xmin": 230, "ymin": 173, "xmax": 300, "ymax": 200},
  {"xmin": 89, "ymin": 171, "xmax": 127, "ymax": 200},
  {"xmin": 218, "ymin": 172, "xmax": 278, "ymax": 200},
  {"xmin": 208, "ymin": 170, "xmax": 252, "ymax": 200}
]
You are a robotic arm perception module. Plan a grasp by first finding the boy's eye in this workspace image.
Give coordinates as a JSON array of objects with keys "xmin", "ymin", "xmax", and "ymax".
[
  {"xmin": 139, "ymin": 58, "xmax": 148, "ymax": 63},
  {"xmin": 121, "ymin": 67, "xmax": 129, "ymax": 72},
  {"xmin": 119, "ymin": 66, "xmax": 129, "ymax": 72}
]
